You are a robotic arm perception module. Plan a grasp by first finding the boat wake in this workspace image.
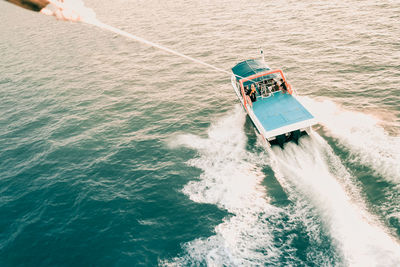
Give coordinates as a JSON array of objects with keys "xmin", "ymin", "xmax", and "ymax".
[
  {"xmin": 269, "ymin": 133, "xmax": 400, "ymax": 266},
  {"xmin": 301, "ymin": 97, "xmax": 400, "ymax": 184},
  {"xmin": 301, "ymin": 97, "xmax": 400, "ymax": 237},
  {"xmin": 164, "ymin": 106, "xmax": 339, "ymax": 266},
  {"xmin": 164, "ymin": 106, "xmax": 281, "ymax": 265},
  {"xmin": 165, "ymin": 105, "xmax": 400, "ymax": 266}
]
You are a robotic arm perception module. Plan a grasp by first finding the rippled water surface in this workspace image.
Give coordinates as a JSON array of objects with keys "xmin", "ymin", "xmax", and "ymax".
[{"xmin": 1, "ymin": 0, "xmax": 399, "ymax": 266}]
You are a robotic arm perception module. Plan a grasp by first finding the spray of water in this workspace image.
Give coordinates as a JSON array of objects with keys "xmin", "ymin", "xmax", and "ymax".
[
  {"xmin": 301, "ymin": 97, "xmax": 400, "ymax": 245},
  {"xmin": 164, "ymin": 106, "xmax": 340, "ymax": 266},
  {"xmin": 164, "ymin": 106, "xmax": 281, "ymax": 265},
  {"xmin": 165, "ymin": 106, "xmax": 400, "ymax": 266},
  {"xmin": 301, "ymin": 97, "xmax": 400, "ymax": 184},
  {"xmin": 269, "ymin": 133, "xmax": 400, "ymax": 266}
]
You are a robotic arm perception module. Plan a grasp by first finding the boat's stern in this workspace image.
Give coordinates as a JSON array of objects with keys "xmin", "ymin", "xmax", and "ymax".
[{"xmin": 267, "ymin": 127, "xmax": 313, "ymax": 147}]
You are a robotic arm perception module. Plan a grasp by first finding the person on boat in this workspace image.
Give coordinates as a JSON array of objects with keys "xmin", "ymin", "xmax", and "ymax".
[
  {"xmin": 280, "ymin": 79, "xmax": 288, "ymax": 93},
  {"xmin": 244, "ymin": 86, "xmax": 249, "ymax": 94},
  {"xmin": 272, "ymin": 81, "xmax": 280, "ymax": 92},
  {"xmin": 249, "ymin": 84, "xmax": 257, "ymax": 102}
]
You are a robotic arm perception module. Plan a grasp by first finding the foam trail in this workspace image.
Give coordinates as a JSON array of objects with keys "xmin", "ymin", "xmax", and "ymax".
[
  {"xmin": 269, "ymin": 133, "xmax": 400, "ymax": 266},
  {"xmin": 164, "ymin": 106, "xmax": 338, "ymax": 266},
  {"xmin": 164, "ymin": 106, "xmax": 281, "ymax": 265},
  {"xmin": 300, "ymin": 97, "xmax": 400, "ymax": 184}
]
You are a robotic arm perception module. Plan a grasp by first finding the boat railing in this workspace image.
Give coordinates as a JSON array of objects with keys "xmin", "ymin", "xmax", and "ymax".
[
  {"xmin": 286, "ymin": 83, "xmax": 298, "ymax": 95},
  {"xmin": 245, "ymin": 95, "xmax": 253, "ymax": 108},
  {"xmin": 238, "ymin": 69, "xmax": 301, "ymax": 110},
  {"xmin": 287, "ymin": 83, "xmax": 293, "ymax": 94}
]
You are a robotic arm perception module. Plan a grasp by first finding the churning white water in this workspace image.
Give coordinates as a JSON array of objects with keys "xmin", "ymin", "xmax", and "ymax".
[
  {"xmin": 302, "ymin": 97, "xmax": 400, "ymax": 184},
  {"xmin": 166, "ymin": 106, "xmax": 282, "ymax": 265},
  {"xmin": 165, "ymin": 106, "xmax": 337, "ymax": 266},
  {"xmin": 269, "ymin": 133, "xmax": 400, "ymax": 266},
  {"xmin": 165, "ymin": 105, "xmax": 400, "ymax": 266}
]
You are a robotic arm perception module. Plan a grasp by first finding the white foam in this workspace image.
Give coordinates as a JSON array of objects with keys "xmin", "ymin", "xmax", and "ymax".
[
  {"xmin": 166, "ymin": 106, "xmax": 283, "ymax": 265},
  {"xmin": 300, "ymin": 97, "xmax": 400, "ymax": 184},
  {"xmin": 165, "ymin": 106, "xmax": 341, "ymax": 266},
  {"xmin": 269, "ymin": 134, "xmax": 400, "ymax": 266}
]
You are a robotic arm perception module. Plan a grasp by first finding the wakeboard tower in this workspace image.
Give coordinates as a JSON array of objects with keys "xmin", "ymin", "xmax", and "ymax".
[{"xmin": 231, "ymin": 57, "xmax": 317, "ymax": 147}]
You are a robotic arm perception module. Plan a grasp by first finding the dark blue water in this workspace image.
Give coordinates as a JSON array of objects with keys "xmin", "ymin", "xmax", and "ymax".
[{"xmin": 1, "ymin": 0, "xmax": 399, "ymax": 266}]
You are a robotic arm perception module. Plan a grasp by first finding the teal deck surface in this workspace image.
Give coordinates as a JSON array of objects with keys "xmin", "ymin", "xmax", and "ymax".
[{"xmin": 252, "ymin": 91, "xmax": 314, "ymax": 131}]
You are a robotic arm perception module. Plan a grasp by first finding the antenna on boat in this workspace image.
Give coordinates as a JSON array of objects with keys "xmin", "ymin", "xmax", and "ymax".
[{"xmin": 260, "ymin": 49, "xmax": 265, "ymax": 62}]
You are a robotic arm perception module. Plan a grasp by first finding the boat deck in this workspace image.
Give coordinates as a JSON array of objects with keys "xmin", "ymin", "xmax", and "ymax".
[{"xmin": 252, "ymin": 91, "xmax": 314, "ymax": 132}]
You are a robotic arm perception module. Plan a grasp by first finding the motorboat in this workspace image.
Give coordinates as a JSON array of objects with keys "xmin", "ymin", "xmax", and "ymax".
[{"xmin": 231, "ymin": 58, "xmax": 317, "ymax": 147}]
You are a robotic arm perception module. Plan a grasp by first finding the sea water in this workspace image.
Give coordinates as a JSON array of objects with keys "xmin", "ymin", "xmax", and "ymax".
[{"xmin": 1, "ymin": 0, "xmax": 399, "ymax": 265}]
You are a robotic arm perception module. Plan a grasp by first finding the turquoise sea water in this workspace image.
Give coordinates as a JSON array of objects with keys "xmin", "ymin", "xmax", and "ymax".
[{"xmin": 1, "ymin": 0, "xmax": 399, "ymax": 266}]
